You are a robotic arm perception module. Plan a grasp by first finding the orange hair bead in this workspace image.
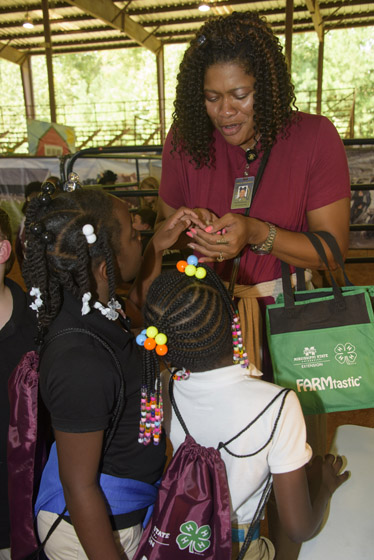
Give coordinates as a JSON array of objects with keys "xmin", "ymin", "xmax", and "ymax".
[
  {"xmin": 144, "ymin": 337, "xmax": 156, "ymax": 350},
  {"xmin": 176, "ymin": 260, "xmax": 188, "ymax": 272},
  {"xmin": 156, "ymin": 344, "xmax": 168, "ymax": 356}
]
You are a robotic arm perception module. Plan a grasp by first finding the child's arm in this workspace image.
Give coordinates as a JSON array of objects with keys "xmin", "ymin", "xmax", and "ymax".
[
  {"xmin": 55, "ymin": 429, "xmax": 123, "ymax": 560},
  {"xmin": 127, "ymin": 206, "xmax": 204, "ymax": 325},
  {"xmin": 272, "ymin": 454, "xmax": 349, "ymax": 543}
]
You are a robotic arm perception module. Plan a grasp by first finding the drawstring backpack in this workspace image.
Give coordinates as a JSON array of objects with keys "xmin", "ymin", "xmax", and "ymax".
[
  {"xmin": 133, "ymin": 377, "xmax": 290, "ymax": 560},
  {"xmin": 7, "ymin": 328, "xmax": 125, "ymax": 560}
]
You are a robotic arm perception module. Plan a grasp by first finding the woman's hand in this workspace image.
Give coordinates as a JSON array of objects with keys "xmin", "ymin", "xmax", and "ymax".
[
  {"xmin": 185, "ymin": 197, "xmax": 351, "ymax": 270},
  {"xmin": 185, "ymin": 213, "xmax": 267, "ymax": 262},
  {"xmin": 128, "ymin": 207, "xmax": 206, "ymax": 321},
  {"xmin": 192, "ymin": 207, "xmax": 219, "ymax": 226}
]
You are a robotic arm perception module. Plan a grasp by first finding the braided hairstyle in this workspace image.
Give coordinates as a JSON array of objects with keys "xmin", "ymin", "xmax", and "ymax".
[
  {"xmin": 172, "ymin": 11, "xmax": 296, "ymax": 167},
  {"xmin": 143, "ymin": 265, "xmax": 235, "ymax": 380},
  {"xmin": 0, "ymin": 207, "xmax": 15, "ymax": 275},
  {"xmin": 23, "ymin": 188, "xmax": 121, "ymax": 331}
]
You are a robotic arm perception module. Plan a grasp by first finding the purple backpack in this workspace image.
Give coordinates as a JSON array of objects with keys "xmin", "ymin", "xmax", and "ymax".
[
  {"xmin": 133, "ymin": 378, "xmax": 290, "ymax": 560},
  {"xmin": 7, "ymin": 328, "xmax": 125, "ymax": 560}
]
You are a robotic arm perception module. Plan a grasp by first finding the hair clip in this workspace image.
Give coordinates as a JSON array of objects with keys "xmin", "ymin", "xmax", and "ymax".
[
  {"xmin": 176, "ymin": 255, "xmax": 207, "ymax": 279},
  {"xmin": 82, "ymin": 224, "xmax": 97, "ymax": 244},
  {"xmin": 171, "ymin": 367, "xmax": 190, "ymax": 381},
  {"xmin": 196, "ymin": 34, "xmax": 206, "ymax": 46},
  {"xmin": 41, "ymin": 181, "xmax": 56, "ymax": 195},
  {"xmin": 64, "ymin": 172, "xmax": 82, "ymax": 192},
  {"xmin": 30, "ymin": 221, "xmax": 45, "ymax": 236},
  {"xmin": 29, "ymin": 286, "xmax": 43, "ymax": 314},
  {"xmin": 40, "ymin": 230, "xmax": 55, "ymax": 245},
  {"xmin": 93, "ymin": 299, "xmax": 121, "ymax": 321},
  {"xmin": 136, "ymin": 326, "xmax": 168, "ymax": 356},
  {"xmin": 81, "ymin": 292, "xmax": 92, "ymax": 316},
  {"xmin": 38, "ymin": 192, "xmax": 52, "ymax": 206},
  {"xmin": 29, "ymin": 222, "xmax": 54, "ymax": 244}
]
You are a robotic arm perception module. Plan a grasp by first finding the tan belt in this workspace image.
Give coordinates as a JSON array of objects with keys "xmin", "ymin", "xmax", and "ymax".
[{"xmin": 224, "ymin": 271, "xmax": 313, "ymax": 371}]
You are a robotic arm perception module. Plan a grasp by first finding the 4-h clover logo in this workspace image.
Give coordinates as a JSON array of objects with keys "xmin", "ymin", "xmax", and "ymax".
[
  {"xmin": 176, "ymin": 521, "xmax": 211, "ymax": 554},
  {"xmin": 334, "ymin": 342, "xmax": 357, "ymax": 365}
]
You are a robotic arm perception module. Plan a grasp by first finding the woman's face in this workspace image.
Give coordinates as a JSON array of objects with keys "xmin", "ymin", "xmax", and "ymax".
[
  {"xmin": 112, "ymin": 197, "xmax": 142, "ymax": 282},
  {"xmin": 204, "ymin": 62, "xmax": 256, "ymax": 151}
]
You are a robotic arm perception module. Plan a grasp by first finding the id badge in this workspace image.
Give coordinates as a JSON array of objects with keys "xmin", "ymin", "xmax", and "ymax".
[{"xmin": 231, "ymin": 177, "xmax": 254, "ymax": 210}]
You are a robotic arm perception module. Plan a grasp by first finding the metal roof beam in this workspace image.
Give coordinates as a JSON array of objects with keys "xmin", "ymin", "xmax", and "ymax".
[
  {"xmin": 305, "ymin": 0, "xmax": 324, "ymax": 41},
  {"xmin": 64, "ymin": 0, "xmax": 162, "ymax": 53},
  {"xmin": 0, "ymin": 42, "xmax": 28, "ymax": 64}
]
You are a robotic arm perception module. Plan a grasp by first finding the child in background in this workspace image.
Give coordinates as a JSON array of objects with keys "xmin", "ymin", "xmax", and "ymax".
[
  {"xmin": 139, "ymin": 176, "xmax": 159, "ymax": 212},
  {"xmin": 132, "ymin": 208, "xmax": 157, "ymax": 253},
  {"xmin": 0, "ymin": 208, "xmax": 37, "ymax": 559},
  {"xmin": 22, "ymin": 184, "xmax": 199, "ymax": 560},
  {"xmin": 138, "ymin": 264, "xmax": 349, "ymax": 560}
]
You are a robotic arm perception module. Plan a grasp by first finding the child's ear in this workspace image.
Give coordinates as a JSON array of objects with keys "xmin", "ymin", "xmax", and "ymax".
[
  {"xmin": 97, "ymin": 260, "xmax": 108, "ymax": 280},
  {"xmin": 0, "ymin": 240, "xmax": 12, "ymax": 264}
]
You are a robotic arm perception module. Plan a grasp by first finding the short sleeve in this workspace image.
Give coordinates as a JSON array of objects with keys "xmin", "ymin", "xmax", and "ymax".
[
  {"xmin": 159, "ymin": 130, "xmax": 188, "ymax": 209},
  {"xmin": 307, "ymin": 117, "xmax": 351, "ymax": 212},
  {"xmin": 40, "ymin": 341, "xmax": 119, "ymax": 433},
  {"xmin": 268, "ymin": 391, "xmax": 312, "ymax": 474}
]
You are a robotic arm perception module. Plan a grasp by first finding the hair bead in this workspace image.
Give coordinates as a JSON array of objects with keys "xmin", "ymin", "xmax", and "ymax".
[
  {"xmin": 82, "ymin": 223, "xmax": 97, "ymax": 245},
  {"xmin": 177, "ymin": 255, "xmax": 207, "ymax": 279}
]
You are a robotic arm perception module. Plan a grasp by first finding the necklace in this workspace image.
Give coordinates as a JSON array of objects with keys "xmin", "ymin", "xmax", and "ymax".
[{"xmin": 244, "ymin": 136, "xmax": 260, "ymax": 177}]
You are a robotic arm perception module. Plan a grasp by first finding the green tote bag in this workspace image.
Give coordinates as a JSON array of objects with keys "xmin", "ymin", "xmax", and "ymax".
[{"xmin": 266, "ymin": 231, "xmax": 374, "ymax": 415}]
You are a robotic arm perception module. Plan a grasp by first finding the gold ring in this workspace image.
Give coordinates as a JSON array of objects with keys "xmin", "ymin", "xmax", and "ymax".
[
  {"xmin": 217, "ymin": 252, "xmax": 224, "ymax": 262},
  {"xmin": 216, "ymin": 237, "xmax": 229, "ymax": 245}
]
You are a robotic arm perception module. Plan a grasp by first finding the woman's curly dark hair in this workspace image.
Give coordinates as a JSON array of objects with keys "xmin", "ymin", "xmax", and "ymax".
[
  {"xmin": 172, "ymin": 11, "xmax": 297, "ymax": 168},
  {"xmin": 23, "ymin": 189, "xmax": 121, "ymax": 330}
]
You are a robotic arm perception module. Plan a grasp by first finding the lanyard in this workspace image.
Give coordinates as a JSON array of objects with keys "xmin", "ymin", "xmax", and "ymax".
[{"xmin": 228, "ymin": 148, "xmax": 272, "ymax": 296}]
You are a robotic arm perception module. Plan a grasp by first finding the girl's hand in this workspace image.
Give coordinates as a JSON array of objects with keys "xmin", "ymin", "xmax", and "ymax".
[
  {"xmin": 186, "ymin": 213, "xmax": 265, "ymax": 262},
  {"xmin": 306, "ymin": 454, "xmax": 349, "ymax": 500},
  {"xmin": 152, "ymin": 207, "xmax": 205, "ymax": 253},
  {"xmin": 321, "ymin": 454, "xmax": 350, "ymax": 496}
]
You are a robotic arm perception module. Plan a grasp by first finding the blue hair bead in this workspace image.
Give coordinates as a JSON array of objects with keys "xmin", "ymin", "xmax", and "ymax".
[
  {"xmin": 187, "ymin": 255, "xmax": 199, "ymax": 266},
  {"xmin": 136, "ymin": 333, "xmax": 147, "ymax": 346}
]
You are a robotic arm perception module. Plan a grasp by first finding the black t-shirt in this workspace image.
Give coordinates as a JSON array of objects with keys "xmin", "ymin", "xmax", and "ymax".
[
  {"xmin": 39, "ymin": 290, "xmax": 166, "ymax": 527},
  {"xmin": 0, "ymin": 279, "xmax": 37, "ymax": 548}
]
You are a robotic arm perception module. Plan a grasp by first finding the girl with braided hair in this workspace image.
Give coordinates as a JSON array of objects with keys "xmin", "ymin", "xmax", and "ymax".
[
  {"xmin": 22, "ymin": 184, "xmax": 201, "ymax": 560},
  {"xmin": 138, "ymin": 263, "xmax": 349, "ymax": 560},
  {"xmin": 156, "ymin": 10, "xmax": 351, "ymax": 381}
]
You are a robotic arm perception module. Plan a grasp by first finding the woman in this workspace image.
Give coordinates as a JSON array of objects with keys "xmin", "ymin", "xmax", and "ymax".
[
  {"xmin": 156, "ymin": 11, "xmax": 351, "ymax": 379},
  {"xmin": 22, "ymin": 185, "xmax": 198, "ymax": 559}
]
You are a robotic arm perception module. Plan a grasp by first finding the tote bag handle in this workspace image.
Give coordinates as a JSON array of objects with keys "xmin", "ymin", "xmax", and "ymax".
[{"xmin": 280, "ymin": 231, "xmax": 348, "ymax": 311}]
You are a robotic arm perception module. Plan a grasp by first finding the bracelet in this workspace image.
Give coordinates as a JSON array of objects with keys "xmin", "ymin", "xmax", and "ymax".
[{"xmin": 250, "ymin": 222, "xmax": 277, "ymax": 255}]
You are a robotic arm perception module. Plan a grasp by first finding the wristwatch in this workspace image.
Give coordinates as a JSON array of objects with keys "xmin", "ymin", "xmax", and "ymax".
[{"xmin": 250, "ymin": 222, "xmax": 277, "ymax": 255}]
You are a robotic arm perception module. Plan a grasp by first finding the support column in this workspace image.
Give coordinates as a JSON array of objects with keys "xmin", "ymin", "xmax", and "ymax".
[
  {"xmin": 20, "ymin": 56, "xmax": 35, "ymax": 121},
  {"xmin": 156, "ymin": 46, "xmax": 166, "ymax": 144},
  {"xmin": 41, "ymin": 0, "xmax": 57, "ymax": 123},
  {"xmin": 316, "ymin": 37, "xmax": 324, "ymax": 115},
  {"xmin": 285, "ymin": 0, "xmax": 294, "ymax": 72}
]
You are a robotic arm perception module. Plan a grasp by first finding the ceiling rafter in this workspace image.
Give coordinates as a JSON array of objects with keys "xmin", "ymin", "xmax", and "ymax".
[
  {"xmin": 0, "ymin": 41, "xmax": 28, "ymax": 64},
  {"xmin": 64, "ymin": 0, "xmax": 162, "ymax": 53},
  {"xmin": 0, "ymin": 0, "xmax": 372, "ymax": 57},
  {"xmin": 305, "ymin": 0, "xmax": 324, "ymax": 41}
]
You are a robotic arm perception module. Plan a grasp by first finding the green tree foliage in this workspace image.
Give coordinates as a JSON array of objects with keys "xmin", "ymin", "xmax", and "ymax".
[
  {"xmin": 0, "ymin": 27, "xmax": 372, "ymax": 148},
  {"xmin": 290, "ymin": 28, "xmax": 374, "ymax": 136}
]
